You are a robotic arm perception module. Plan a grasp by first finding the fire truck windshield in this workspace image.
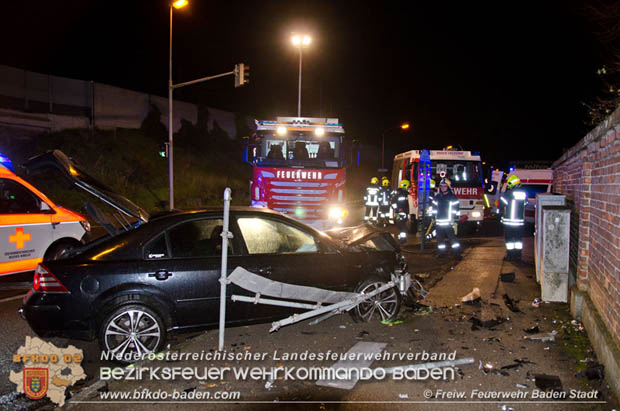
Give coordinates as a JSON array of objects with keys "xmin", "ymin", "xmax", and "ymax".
[
  {"xmin": 256, "ymin": 134, "xmax": 343, "ymax": 168},
  {"xmin": 432, "ymin": 160, "xmax": 482, "ymax": 186}
]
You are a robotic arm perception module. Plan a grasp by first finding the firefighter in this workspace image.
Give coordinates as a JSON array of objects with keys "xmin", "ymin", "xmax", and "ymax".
[
  {"xmin": 378, "ymin": 177, "xmax": 391, "ymax": 226},
  {"xmin": 433, "ymin": 179, "xmax": 461, "ymax": 256},
  {"xmin": 423, "ymin": 179, "xmax": 437, "ymax": 240},
  {"xmin": 500, "ymin": 174, "xmax": 527, "ymax": 261},
  {"xmin": 364, "ymin": 177, "xmax": 380, "ymax": 224},
  {"xmin": 391, "ymin": 180, "xmax": 410, "ymax": 243}
]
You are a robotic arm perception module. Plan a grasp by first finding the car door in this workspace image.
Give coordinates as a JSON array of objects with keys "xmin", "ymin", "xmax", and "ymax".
[
  {"xmin": 0, "ymin": 177, "xmax": 53, "ymax": 277},
  {"xmin": 234, "ymin": 214, "xmax": 348, "ymax": 315}
]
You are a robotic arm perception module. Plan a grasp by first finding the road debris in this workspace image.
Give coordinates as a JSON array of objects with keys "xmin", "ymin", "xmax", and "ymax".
[
  {"xmin": 533, "ymin": 374, "xmax": 563, "ymax": 392},
  {"xmin": 500, "ymin": 272, "xmax": 515, "ymax": 282},
  {"xmin": 523, "ymin": 325, "xmax": 540, "ymax": 334},
  {"xmin": 461, "ymin": 287, "xmax": 481, "ymax": 303},
  {"xmin": 576, "ymin": 364, "xmax": 604, "ymax": 380},
  {"xmin": 524, "ymin": 330, "xmax": 557, "ymax": 342},
  {"xmin": 356, "ymin": 331, "xmax": 370, "ymax": 339},
  {"xmin": 500, "ymin": 358, "xmax": 536, "ymax": 370},
  {"xmin": 516, "ymin": 383, "xmax": 528, "ymax": 389},
  {"xmin": 398, "ymin": 393, "xmax": 409, "ymax": 399},
  {"xmin": 531, "ymin": 298, "xmax": 542, "ymax": 308},
  {"xmin": 503, "ymin": 293, "xmax": 521, "ymax": 313},
  {"xmin": 479, "ymin": 361, "xmax": 509, "ymax": 376},
  {"xmin": 469, "ymin": 316, "xmax": 506, "ymax": 331}
]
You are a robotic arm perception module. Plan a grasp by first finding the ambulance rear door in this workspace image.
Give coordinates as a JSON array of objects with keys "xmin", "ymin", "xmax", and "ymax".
[{"xmin": 0, "ymin": 177, "xmax": 54, "ymax": 276}]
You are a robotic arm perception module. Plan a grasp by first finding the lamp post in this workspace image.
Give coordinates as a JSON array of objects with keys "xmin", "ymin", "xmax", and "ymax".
[
  {"xmin": 381, "ymin": 122, "xmax": 410, "ymax": 169},
  {"xmin": 291, "ymin": 34, "xmax": 311, "ymax": 117},
  {"xmin": 168, "ymin": 0, "xmax": 188, "ymax": 210}
]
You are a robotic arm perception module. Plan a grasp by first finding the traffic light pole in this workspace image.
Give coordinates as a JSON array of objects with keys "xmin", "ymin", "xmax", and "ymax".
[{"xmin": 167, "ymin": 64, "xmax": 247, "ymax": 210}]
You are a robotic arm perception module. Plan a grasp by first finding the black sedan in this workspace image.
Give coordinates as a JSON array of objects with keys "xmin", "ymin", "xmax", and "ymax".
[{"xmin": 21, "ymin": 207, "xmax": 404, "ymax": 357}]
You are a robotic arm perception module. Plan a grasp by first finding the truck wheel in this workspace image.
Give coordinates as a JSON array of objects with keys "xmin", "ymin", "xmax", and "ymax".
[
  {"xmin": 351, "ymin": 277, "xmax": 401, "ymax": 323},
  {"xmin": 44, "ymin": 239, "xmax": 81, "ymax": 261}
]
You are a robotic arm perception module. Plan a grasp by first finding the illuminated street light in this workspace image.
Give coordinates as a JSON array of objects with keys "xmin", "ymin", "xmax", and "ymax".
[
  {"xmin": 168, "ymin": 0, "xmax": 189, "ymax": 210},
  {"xmin": 277, "ymin": 126, "xmax": 287, "ymax": 136},
  {"xmin": 381, "ymin": 122, "xmax": 411, "ymax": 169},
  {"xmin": 291, "ymin": 33, "xmax": 312, "ymax": 117}
]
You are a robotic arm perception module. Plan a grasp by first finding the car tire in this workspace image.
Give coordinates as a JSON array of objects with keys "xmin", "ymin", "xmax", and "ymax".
[
  {"xmin": 44, "ymin": 239, "xmax": 81, "ymax": 261},
  {"xmin": 98, "ymin": 304, "xmax": 167, "ymax": 362},
  {"xmin": 350, "ymin": 277, "xmax": 401, "ymax": 323}
]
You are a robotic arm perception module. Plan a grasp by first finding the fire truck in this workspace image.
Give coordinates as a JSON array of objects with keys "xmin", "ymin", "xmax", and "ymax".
[
  {"xmin": 246, "ymin": 117, "xmax": 348, "ymax": 230},
  {"xmin": 392, "ymin": 148, "xmax": 485, "ymax": 232}
]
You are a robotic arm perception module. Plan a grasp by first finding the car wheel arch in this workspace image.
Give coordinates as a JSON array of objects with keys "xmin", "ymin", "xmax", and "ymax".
[
  {"xmin": 43, "ymin": 238, "xmax": 83, "ymax": 261},
  {"xmin": 93, "ymin": 287, "xmax": 175, "ymax": 331}
]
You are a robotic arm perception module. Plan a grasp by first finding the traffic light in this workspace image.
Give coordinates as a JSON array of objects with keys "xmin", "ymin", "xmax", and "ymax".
[
  {"xmin": 234, "ymin": 63, "xmax": 250, "ymax": 87},
  {"xmin": 159, "ymin": 143, "xmax": 168, "ymax": 158}
]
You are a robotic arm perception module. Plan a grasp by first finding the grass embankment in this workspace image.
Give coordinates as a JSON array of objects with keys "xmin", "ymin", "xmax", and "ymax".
[{"xmin": 28, "ymin": 127, "xmax": 251, "ymax": 216}]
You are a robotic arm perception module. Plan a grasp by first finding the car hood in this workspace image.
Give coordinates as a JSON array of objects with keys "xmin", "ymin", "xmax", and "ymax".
[
  {"xmin": 24, "ymin": 150, "xmax": 149, "ymax": 223},
  {"xmin": 324, "ymin": 225, "xmax": 400, "ymax": 251}
]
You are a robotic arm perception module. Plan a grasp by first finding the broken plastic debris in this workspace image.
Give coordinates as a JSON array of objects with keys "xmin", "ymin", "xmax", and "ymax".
[
  {"xmin": 576, "ymin": 364, "xmax": 604, "ymax": 380},
  {"xmin": 339, "ymin": 325, "xmax": 346, "ymax": 329},
  {"xmin": 501, "ymin": 359, "xmax": 536, "ymax": 370},
  {"xmin": 516, "ymin": 383, "xmax": 528, "ymax": 389},
  {"xmin": 503, "ymin": 294, "xmax": 521, "ymax": 313},
  {"xmin": 531, "ymin": 298, "xmax": 541, "ymax": 308},
  {"xmin": 533, "ymin": 374, "xmax": 563, "ymax": 392},
  {"xmin": 480, "ymin": 361, "xmax": 509, "ymax": 376},
  {"xmin": 500, "ymin": 272, "xmax": 515, "ymax": 282},
  {"xmin": 264, "ymin": 380, "xmax": 274, "ymax": 391},
  {"xmin": 461, "ymin": 287, "xmax": 481, "ymax": 303},
  {"xmin": 381, "ymin": 318, "xmax": 404, "ymax": 325},
  {"xmin": 523, "ymin": 325, "xmax": 540, "ymax": 334},
  {"xmin": 469, "ymin": 316, "xmax": 506, "ymax": 331},
  {"xmin": 356, "ymin": 330, "xmax": 369, "ymax": 339},
  {"xmin": 524, "ymin": 330, "xmax": 557, "ymax": 342}
]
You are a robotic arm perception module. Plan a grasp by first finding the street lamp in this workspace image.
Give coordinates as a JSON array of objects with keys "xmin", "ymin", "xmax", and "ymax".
[
  {"xmin": 291, "ymin": 34, "xmax": 311, "ymax": 117},
  {"xmin": 168, "ymin": 0, "xmax": 188, "ymax": 210},
  {"xmin": 381, "ymin": 122, "xmax": 410, "ymax": 169}
]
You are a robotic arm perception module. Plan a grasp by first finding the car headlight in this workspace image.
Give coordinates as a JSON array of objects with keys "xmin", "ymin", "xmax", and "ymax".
[
  {"xmin": 80, "ymin": 220, "xmax": 91, "ymax": 232},
  {"xmin": 328, "ymin": 206, "xmax": 348, "ymax": 221}
]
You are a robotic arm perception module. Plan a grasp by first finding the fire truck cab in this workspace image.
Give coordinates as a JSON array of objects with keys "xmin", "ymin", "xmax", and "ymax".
[
  {"xmin": 247, "ymin": 117, "xmax": 348, "ymax": 229},
  {"xmin": 393, "ymin": 148, "xmax": 485, "ymax": 233}
]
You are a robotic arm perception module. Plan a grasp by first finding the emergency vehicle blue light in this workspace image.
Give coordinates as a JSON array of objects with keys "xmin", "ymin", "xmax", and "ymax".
[
  {"xmin": 0, "ymin": 153, "xmax": 14, "ymax": 172},
  {"xmin": 472, "ymin": 151, "xmax": 480, "ymax": 156}
]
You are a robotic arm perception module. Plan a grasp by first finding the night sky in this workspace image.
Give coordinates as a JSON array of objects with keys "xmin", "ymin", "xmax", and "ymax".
[{"xmin": 2, "ymin": 0, "xmax": 603, "ymax": 166}]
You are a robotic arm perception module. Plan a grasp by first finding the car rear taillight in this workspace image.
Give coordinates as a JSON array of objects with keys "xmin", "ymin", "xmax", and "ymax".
[{"xmin": 33, "ymin": 264, "xmax": 69, "ymax": 293}]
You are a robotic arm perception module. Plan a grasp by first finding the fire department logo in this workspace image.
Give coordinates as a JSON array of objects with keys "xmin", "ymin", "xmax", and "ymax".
[{"xmin": 23, "ymin": 368, "xmax": 48, "ymax": 400}]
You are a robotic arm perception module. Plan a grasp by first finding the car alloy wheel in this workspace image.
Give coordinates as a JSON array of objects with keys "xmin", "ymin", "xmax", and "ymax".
[
  {"xmin": 352, "ymin": 278, "xmax": 401, "ymax": 322},
  {"xmin": 102, "ymin": 305, "xmax": 163, "ymax": 358}
]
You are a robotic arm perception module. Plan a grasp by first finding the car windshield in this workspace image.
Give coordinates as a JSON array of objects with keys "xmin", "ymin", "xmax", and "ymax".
[
  {"xmin": 431, "ymin": 160, "xmax": 482, "ymax": 187},
  {"xmin": 255, "ymin": 132, "xmax": 343, "ymax": 168}
]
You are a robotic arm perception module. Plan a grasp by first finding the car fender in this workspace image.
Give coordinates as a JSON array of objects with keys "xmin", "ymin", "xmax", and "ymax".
[{"xmin": 93, "ymin": 283, "xmax": 176, "ymax": 329}]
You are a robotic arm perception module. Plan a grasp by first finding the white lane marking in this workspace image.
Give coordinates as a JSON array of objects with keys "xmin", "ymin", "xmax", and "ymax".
[{"xmin": 0, "ymin": 293, "xmax": 27, "ymax": 303}]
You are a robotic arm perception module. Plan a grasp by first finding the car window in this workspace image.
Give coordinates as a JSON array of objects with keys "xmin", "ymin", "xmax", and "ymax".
[
  {"xmin": 167, "ymin": 218, "xmax": 233, "ymax": 258},
  {"xmin": 0, "ymin": 178, "xmax": 41, "ymax": 214},
  {"xmin": 144, "ymin": 234, "xmax": 168, "ymax": 259},
  {"xmin": 237, "ymin": 217, "xmax": 318, "ymax": 254}
]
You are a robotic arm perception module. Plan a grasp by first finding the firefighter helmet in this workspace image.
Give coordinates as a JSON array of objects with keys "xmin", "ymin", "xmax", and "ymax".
[
  {"xmin": 507, "ymin": 174, "xmax": 521, "ymax": 188},
  {"xmin": 382, "ymin": 178, "xmax": 390, "ymax": 187},
  {"xmin": 399, "ymin": 180, "xmax": 410, "ymax": 189},
  {"xmin": 370, "ymin": 177, "xmax": 379, "ymax": 185},
  {"xmin": 429, "ymin": 179, "xmax": 436, "ymax": 189}
]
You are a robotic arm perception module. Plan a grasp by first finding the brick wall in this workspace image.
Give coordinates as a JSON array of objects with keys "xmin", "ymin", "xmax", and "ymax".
[{"xmin": 553, "ymin": 109, "xmax": 620, "ymax": 348}]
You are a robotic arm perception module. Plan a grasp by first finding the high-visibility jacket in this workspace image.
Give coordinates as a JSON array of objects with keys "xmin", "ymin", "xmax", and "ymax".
[
  {"xmin": 500, "ymin": 187, "xmax": 527, "ymax": 226},
  {"xmin": 430, "ymin": 192, "xmax": 460, "ymax": 226},
  {"xmin": 391, "ymin": 188, "xmax": 409, "ymax": 214},
  {"xmin": 364, "ymin": 185, "xmax": 380, "ymax": 206},
  {"xmin": 378, "ymin": 186, "xmax": 391, "ymax": 206}
]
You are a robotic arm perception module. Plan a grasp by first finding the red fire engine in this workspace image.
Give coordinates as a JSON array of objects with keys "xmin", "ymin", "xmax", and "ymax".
[
  {"xmin": 392, "ymin": 147, "xmax": 485, "ymax": 232},
  {"xmin": 246, "ymin": 117, "xmax": 348, "ymax": 230}
]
